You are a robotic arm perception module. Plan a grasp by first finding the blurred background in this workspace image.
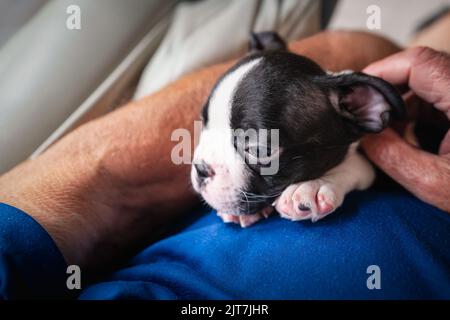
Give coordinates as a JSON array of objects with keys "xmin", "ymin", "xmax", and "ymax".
[
  {"xmin": 0, "ymin": 0, "xmax": 449, "ymax": 175},
  {"xmin": 329, "ymin": 0, "xmax": 450, "ymax": 45},
  {"xmin": 2, "ymin": 0, "xmax": 449, "ymax": 49}
]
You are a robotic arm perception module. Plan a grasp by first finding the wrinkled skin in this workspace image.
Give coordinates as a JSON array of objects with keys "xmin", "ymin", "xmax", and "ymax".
[{"xmin": 361, "ymin": 47, "xmax": 450, "ymax": 213}]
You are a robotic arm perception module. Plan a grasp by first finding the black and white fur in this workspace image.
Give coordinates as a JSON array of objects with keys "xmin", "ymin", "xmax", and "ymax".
[{"xmin": 191, "ymin": 32, "xmax": 405, "ymax": 227}]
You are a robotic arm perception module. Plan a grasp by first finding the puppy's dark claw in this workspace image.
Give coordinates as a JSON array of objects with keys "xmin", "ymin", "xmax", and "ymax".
[{"xmin": 298, "ymin": 204, "xmax": 311, "ymax": 212}]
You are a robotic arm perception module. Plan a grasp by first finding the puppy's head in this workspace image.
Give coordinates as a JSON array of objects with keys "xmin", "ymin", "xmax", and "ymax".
[{"xmin": 191, "ymin": 32, "xmax": 404, "ymax": 215}]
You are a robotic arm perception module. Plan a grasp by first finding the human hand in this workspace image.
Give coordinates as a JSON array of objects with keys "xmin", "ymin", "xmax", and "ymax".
[{"xmin": 361, "ymin": 47, "xmax": 450, "ymax": 212}]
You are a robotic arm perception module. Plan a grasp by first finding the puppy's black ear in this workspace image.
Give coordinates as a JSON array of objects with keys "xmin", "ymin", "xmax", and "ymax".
[
  {"xmin": 317, "ymin": 72, "xmax": 406, "ymax": 133},
  {"xmin": 249, "ymin": 31, "xmax": 287, "ymax": 52}
]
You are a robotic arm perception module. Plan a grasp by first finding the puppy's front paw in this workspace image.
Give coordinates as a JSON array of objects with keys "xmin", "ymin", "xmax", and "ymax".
[
  {"xmin": 217, "ymin": 207, "xmax": 273, "ymax": 228},
  {"xmin": 274, "ymin": 179, "xmax": 344, "ymax": 222}
]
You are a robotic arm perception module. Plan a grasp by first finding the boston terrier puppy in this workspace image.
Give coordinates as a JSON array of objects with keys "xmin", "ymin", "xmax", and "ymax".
[{"xmin": 191, "ymin": 32, "xmax": 405, "ymax": 227}]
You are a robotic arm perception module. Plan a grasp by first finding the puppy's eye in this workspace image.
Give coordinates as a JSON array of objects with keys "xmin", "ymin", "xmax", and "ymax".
[
  {"xmin": 233, "ymin": 135, "xmax": 280, "ymax": 165},
  {"xmin": 245, "ymin": 145, "xmax": 272, "ymax": 159},
  {"xmin": 244, "ymin": 144, "xmax": 280, "ymax": 167}
]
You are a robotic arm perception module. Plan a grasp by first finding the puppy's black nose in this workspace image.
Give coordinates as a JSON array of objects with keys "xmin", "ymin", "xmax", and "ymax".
[{"xmin": 194, "ymin": 162, "xmax": 215, "ymax": 182}]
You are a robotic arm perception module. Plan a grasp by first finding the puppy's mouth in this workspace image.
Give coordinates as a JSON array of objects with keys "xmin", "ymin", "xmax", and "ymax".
[
  {"xmin": 196, "ymin": 180, "xmax": 282, "ymax": 216},
  {"xmin": 199, "ymin": 186, "xmax": 272, "ymax": 216},
  {"xmin": 236, "ymin": 193, "xmax": 278, "ymax": 215},
  {"xmin": 190, "ymin": 161, "xmax": 280, "ymax": 215}
]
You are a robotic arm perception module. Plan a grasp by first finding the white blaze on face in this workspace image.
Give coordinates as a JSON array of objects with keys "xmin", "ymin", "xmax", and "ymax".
[{"xmin": 192, "ymin": 58, "xmax": 262, "ymax": 215}]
